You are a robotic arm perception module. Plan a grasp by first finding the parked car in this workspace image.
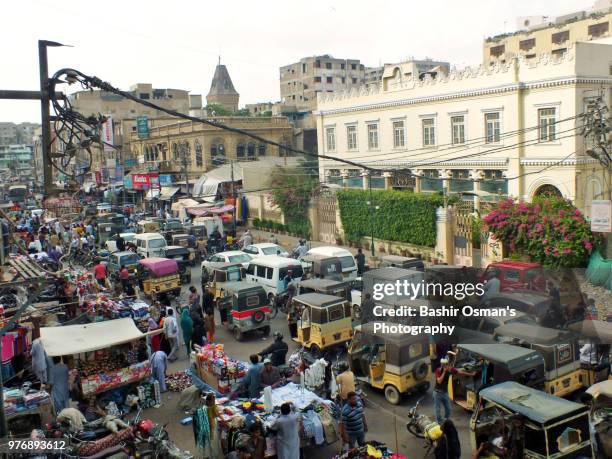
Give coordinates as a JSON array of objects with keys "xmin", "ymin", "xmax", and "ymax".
[
  {"xmin": 243, "ymin": 243, "xmax": 289, "ymax": 258},
  {"xmin": 204, "ymin": 251, "xmax": 252, "ymax": 268}
]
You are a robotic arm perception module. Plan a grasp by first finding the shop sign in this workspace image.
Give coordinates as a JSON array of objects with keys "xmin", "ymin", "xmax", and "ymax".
[
  {"xmin": 124, "ymin": 158, "xmax": 137, "ymax": 167},
  {"xmin": 591, "ymin": 200, "xmax": 612, "ymax": 232},
  {"xmin": 137, "ymin": 116, "xmax": 149, "ymax": 139},
  {"xmin": 101, "ymin": 115, "xmax": 114, "ymax": 152},
  {"xmin": 159, "ymin": 174, "xmax": 172, "ymax": 186},
  {"xmin": 149, "ymin": 172, "xmax": 160, "ymax": 189},
  {"xmin": 132, "ymin": 173, "xmax": 151, "ymax": 190},
  {"xmin": 123, "ymin": 175, "xmax": 133, "ymax": 190}
]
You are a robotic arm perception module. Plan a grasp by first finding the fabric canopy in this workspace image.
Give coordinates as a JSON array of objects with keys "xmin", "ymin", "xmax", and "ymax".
[
  {"xmin": 40, "ymin": 318, "xmax": 148, "ymax": 356},
  {"xmin": 171, "ymin": 198, "xmax": 200, "ymax": 212},
  {"xmin": 159, "ymin": 186, "xmax": 180, "ymax": 201},
  {"xmin": 187, "ymin": 204, "xmax": 234, "ymax": 217}
]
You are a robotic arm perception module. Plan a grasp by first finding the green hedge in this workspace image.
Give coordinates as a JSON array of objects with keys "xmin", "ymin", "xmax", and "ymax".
[{"xmin": 337, "ymin": 189, "xmax": 445, "ymax": 247}]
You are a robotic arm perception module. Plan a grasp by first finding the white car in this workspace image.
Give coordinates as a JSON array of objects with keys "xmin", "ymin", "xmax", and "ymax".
[
  {"xmin": 204, "ymin": 251, "xmax": 253, "ymax": 268},
  {"xmin": 243, "ymin": 243, "xmax": 289, "ymax": 258},
  {"xmin": 105, "ymin": 232, "xmax": 137, "ymax": 253}
]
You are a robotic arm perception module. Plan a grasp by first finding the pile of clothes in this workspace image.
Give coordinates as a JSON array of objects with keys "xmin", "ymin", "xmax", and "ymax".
[{"xmin": 332, "ymin": 441, "xmax": 406, "ymax": 459}]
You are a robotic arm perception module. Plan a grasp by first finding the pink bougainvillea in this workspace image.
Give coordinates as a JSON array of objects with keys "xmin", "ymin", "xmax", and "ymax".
[{"xmin": 483, "ymin": 196, "xmax": 600, "ymax": 268}]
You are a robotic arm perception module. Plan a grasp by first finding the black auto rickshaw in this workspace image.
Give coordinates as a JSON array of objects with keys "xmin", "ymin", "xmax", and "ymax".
[
  {"xmin": 159, "ymin": 245, "xmax": 192, "ymax": 284},
  {"xmin": 348, "ymin": 322, "xmax": 431, "ymax": 404},
  {"xmin": 298, "ymin": 278, "xmax": 351, "ymax": 300},
  {"xmin": 201, "ymin": 262, "xmax": 245, "ymax": 300},
  {"xmin": 471, "ymin": 382, "xmax": 594, "ymax": 458},
  {"xmin": 449, "ymin": 343, "xmax": 546, "ymax": 411},
  {"xmin": 379, "ymin": 255, "xmax": 424, "ymax": 271},
  {"xmin": 480, "ymin": 291, "xmax": 554, "ymax": 324},
  {"xmin": 217, "ymin": 282, "xmax": 271, "ymax": 341},
  {"xmin": 300, "ymin": 253, "xmax": 343, "ymax": 281},
  {"xmin": 568, "ymin": 320, "xmax": 612, "ymax": 386},
  {"xmin": 494, "ymin": 322, "xmax": 583, "ymax": 397},
  {"xmin": 169, "ymin": 236, "xmax": 198, "ymax": 265}
]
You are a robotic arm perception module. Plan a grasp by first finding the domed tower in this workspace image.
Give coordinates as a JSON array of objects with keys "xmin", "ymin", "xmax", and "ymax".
[{"xmin": 206, "ymin": 57, "xmax": 239, "ymax": 113}]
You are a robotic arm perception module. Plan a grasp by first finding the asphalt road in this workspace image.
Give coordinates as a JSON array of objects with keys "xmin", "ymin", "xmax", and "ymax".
[{"xmin": 137, "ymin": 262, "xmax": 476, "ymax": 458}]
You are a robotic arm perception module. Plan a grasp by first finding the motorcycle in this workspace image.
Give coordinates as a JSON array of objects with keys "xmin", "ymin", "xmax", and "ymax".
[{"xmin": 405, "ymin": 397, "xmax": 441, "ymax": 456}]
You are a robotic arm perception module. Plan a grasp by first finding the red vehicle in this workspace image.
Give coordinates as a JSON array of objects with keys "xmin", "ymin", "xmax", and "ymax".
[{"xmin": 481, "ymin": 261, "xmax": 546, "ymax": 292}]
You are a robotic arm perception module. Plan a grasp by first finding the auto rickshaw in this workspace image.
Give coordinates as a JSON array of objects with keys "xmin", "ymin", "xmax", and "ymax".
[
  {"xmin": 201, "ymin": 262, "xmax": 244, "ymax": 300},
  {"xmin": 298, "ymin": 278, "xmax": 351, "ymax": 301},
  {"xmin": 217, "ymin": 282, "xmax": 271, "ymax": 341},
  {"xmin": 568, "ymin": 320, "xmax": 612, "ymax": 385},
  {"xmin": 493, "ymin": 322, "xmax": 583, "ymax": 397},
  {"xmin": 137, "ymin": 257, "xmax": 181, "ymax": 298},
  {"xmin": 171, "ymin": 234, "xmax": 198, "ymax": 264},
  {"xmin": 137, "ymin": 220, "xmax": 160, "ymax": 233},
  {"xmin": 107, "ymin": 250, "xmax": 140, "ymax": 281},
  {"xmin": 379, "ymin": 255, "xmax": 424, "ymax": 271},
  {"xmin": 348, "ymin": 322, "xmax": 431, "ymax": 404},
  {"xmin": 449, "ymin": 343, "xmax": 546, "ymax": 411},
  {"xmin": 300, "ymin": 253, "xmax": 343, "ymax": 281},
  {"xmin": 159, "ymin": 246, "xmax": 192, "ymax": 284},
  {"xmin": 292, "ymin": 293, "xmax": 353, "ymax": 355},
  {"xmin": 585, "ymin": 380, "xmax": 612, "ymax": 458},
  {"xmin": 470, "ymin": 382, "xmax": 594, "ymax": 458}
]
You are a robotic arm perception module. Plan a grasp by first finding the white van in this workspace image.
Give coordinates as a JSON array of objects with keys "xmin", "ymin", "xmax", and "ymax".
[
  {"xmin": 134, "ymin": 233, "xmax": 167, "ymax": 258},
  {"xmin": 304, "ymin": 246, "xmax": 357, "ymax": 279},
  {"xmin": 245, "ymin": 256, "xmax": 304, "ymax": 301}
]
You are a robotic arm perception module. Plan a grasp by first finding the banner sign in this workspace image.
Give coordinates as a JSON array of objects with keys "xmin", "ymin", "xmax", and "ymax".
[
  {"xmin": 123, "ymin": 175, "xmax": 133, "ymax": 190},
  {"xmin": 149, "ymin": 172, "xmax": 160, "ymax": 189},
  {"xmin": 132, "ymin": 173, "xmax": 151, "ymax": 190},
  {"xmin": 101, "ymin": 115, "xmax": 114, "ymax": 152}
]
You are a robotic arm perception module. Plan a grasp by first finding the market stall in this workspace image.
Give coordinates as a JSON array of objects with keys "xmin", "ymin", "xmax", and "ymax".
[
  {"xmin": 40, "ymin": 318, "xmax": 160, "ymax": 396},
  {"xmin": 193, "ymin": 343, "xmax": 248, "ymax": 394}
]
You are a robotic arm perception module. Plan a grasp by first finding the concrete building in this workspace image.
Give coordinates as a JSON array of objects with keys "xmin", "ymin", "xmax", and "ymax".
[
  {"xmin": 70, "ymin": 83, "xmax": 190, "ymax": 119},
  {"xmin": 0, "ymin": 122, "xmax": 40, "ymax": 145},
  {"xmin": 315, "ymin": 42, "xmax": 612, "ymax": 218},
  {"xmin": 244, "ymin": 102, "xmax": 275, "ymax": 116},
  {"xmin": 206, "ymin": 62, "xmax": 240, "ymax": 113},
  {"xmin": 279, "ymin": 55, "xmax": 366, "ymax": 110},
  {"xmin": 484, "ymin": 3, "xmax": 612, "ymax": 67},
  {"xmin": 0, "ymin": 144, "xmax": 34, "ymax": 176}
]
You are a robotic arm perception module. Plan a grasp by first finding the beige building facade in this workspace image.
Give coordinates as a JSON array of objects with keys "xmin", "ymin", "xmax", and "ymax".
[
  {"xmin": 315, "ymin": 42, "xmax": 612, "ymax": 217},
  {"xmin": 128, "ymin": 117, "xmax": 293, "ymax": 184},
  {"xmin": 484, "ymin": 9, "xmax": 612, "ymax": 67}
]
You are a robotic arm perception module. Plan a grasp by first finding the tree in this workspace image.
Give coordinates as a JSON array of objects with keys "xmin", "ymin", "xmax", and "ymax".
[
  {"xmin": 268, "ymin": 165, "xmax": 319, "ymax": 237},
  {"xmin": 233, "ymin": 108, "xmax": 251, "ymax": 117},
  {"xmin": 260, "ymin": 110, "xmax": 273, "ymax": 117},
  {"xmin": 483, "ymin": 196, "xmax": 600, "ymax": 268},
  {"xmin": 205, "ymin": 104, "xmax": 233, "ymax": 117}
]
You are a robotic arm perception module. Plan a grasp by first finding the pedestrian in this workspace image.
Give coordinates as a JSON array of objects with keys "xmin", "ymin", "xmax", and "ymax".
[
  {"xmin": 258, "ymin": 331, "xmax": 288, "ymax": 366},
  {"xmin": 241, "ymin": 355, "xmax": 263, "ymax": 398},
  {"xmin": 355, "ymin": 248, "xmax": 366, "ymax": 275},
  {"xmin": 433, "ymin": 357, "xmax": 475, "ymax": 423},
  {"xmin": 481, "ymin": 269, "xmax": 500, "ymax": 300},
  {"xmin": 163, "ymin": 309, "xmax": 179, "ymax": 362},
  {"xmin": 239, "ymin": 229, "xmax": 252, "ymax": 249},
  {"xmin": 260, "ymin": 358, "xmax": 282, "ymax": 388},
  {"xmin": 188, "ymin": 286, "xmax": 201, "ymax": 312},
  {"xmin": 147, "ymin": 317, "xmax": 160, "ymax": 354},
  {"xmin": 272, "ymin": 402, "xmax": 301, "ymax": 459},
  {"xmin": 181, "ymin": 308, "xmax": 193, "ymax": 358},
  {"xmin": 360, "ymin": 293, "xmax": 376, "ymax": 322},
  {"xmin": 191, "ymin": 311, "xmax": 205, "ymax": 348},
  {"xmin": 217, "ymin": 289, "xmax": 229, "ymax": 324},
  {"xmin": 340, "ymin": 391, "xmax": 367, "ymax": 449},
  {"xmin": 268, "ymin": 233, "xmax": 279, "ymax": 245},
  {"xmin": 93, "ymin": 260, "xmax": 107, "ymax": 288},
  {"xmin": 202, "ymin": 288, "xmax": 215, "ymax": 315},
  {"xmin": 150, "ymin": 350, "xmax": 168, "ymax": 392},
  {"xmin": 204, "ymin": 309, "xmax": 215, "ymax": 343},
  {"xmin": 48, "ymin": 356, "xmax": 70, "ymax": 412},
  {"xmin": 335, "ymin": 362, "xmax": 356, "ymax": 405},
  {"xmin": 434, "ymin": 419, "xmax": 461, "ymax": 459},
  {"xmin": 116, "ymin": 233, "xmax": 125, "ymax": 252},
  {"xmin": 247, "ymin": 422, "xmax": 267, "ymax": 459},
  {"xmin": 31, "ymin": 338, "xmax": 48, "ymax": 384},
  {"xmin": 283, "ymin": 270, "xmax": 292, "ymax": 291},
  {"xmin": 119, "ymin": 265, "xmax": 130, "ymax": 293},
  {"xmin": 287, "ymin": 302, "xmax": 299, "ymax": 339}
]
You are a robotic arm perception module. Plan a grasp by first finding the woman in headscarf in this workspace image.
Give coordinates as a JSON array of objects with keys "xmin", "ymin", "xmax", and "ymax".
[
  {"xmin": 147, "ymin": 317, "xmax": 161, "ymax": 354},
  {"xmin": 191, "ymin": 311, "xmax": 205, "ymax": 349},
  {"xmin": 180, "ymin": 308, "xmax": 193, "ymax": 358},
  {"xmin": 202, "ymin": 393, "xmax": 222, "ymax": 458}
]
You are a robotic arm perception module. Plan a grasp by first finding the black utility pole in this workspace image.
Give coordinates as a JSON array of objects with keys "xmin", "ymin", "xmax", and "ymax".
[{"xmin": 39, "ymin": 40, "xmax": 64, "ymax": 195}]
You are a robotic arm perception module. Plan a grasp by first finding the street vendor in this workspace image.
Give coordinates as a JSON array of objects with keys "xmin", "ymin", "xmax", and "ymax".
[
  {"xmin": 241, "ymin": 354, "xmax": 263, "ymax": 398},
  {"xmin": 260, "ymin": 358, "xmax": 282, "ymax": 389},
  {"xmin": 150, "ymin": 349, "xmax": 168, "ymax": 392},
  {"xmin": 272, "ymin": 402, "xmax": 302, "ymax": 459},
  {"xmin": 48, "ymin": 356, "xmax": 70, "ymax": 412}
]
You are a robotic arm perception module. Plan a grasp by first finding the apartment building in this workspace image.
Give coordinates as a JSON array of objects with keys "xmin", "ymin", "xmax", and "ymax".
[
  {"xmin": 484, "ymin": 3, "xmax": 612, "ymax": 66},
  {"xmin": 0, "ymin": 144, "xmax": 34, "ymax": 174},
  {"xmin": 315, "ymin": 42, "xmax": 612, "ymax": 217},
  {"xmin": 0, "ymin": 122, "xmax": 40, "ymax": 145},
  {"xmin": 280, "ymin": 55, "xmax": 366, "ymax": 110}
]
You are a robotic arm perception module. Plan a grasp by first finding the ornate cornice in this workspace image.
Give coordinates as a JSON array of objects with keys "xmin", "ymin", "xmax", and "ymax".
[
  {"xmin": 520, "ymin": 156, "xmax": 600, "ymax": 166},
  {"xmin": 317, "ymin": 76, "xmax": 612, "ymax": 116}
]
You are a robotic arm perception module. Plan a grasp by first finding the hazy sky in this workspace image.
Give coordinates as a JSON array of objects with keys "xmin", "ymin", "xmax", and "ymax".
[{"xmin": 0, "ymin": 0, "xmax": 592, "ymax": 122}]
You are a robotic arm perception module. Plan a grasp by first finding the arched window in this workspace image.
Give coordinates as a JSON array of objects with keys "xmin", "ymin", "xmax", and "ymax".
[
  {"xmin": 236, "ymin": 143, "xmax": 245, "ymax": 159},
  {"xmin": 153, "ymin": 145, "xmax": 159, "ymax": 161},
  {"xmin": 195, "ymin": 140, "xmax": 203, "ymax": 167},
  {"xmin": 172, "ymin": 143, "xmax": 178, "ymax": 161},
  {"xmin": 534, "ymin": 184, "xmax": 562, "ymax": 198},
  {"xmin": 258, "ymin": 143, "xmax": 266, "ymax": 156},
  {"xmin": 247, "ymin": 142, "xmax": 256, "ymax": 158},
  {"xmin": 180, "ymin": 141, "xmax": 191, "ymax": 164},
  {"xmin": 211, "ymin": 139, "xmax": 226, "ymax": 166}
]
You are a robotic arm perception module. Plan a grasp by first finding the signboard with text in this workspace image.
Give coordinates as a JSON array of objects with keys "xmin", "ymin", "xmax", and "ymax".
[
  {"xmin": 123, "ymin": 175, "xmax": 133, "ymax": 190},
  {"xmin": 132, "ymin": 173, "xmax": 151, "ymax": 190},
  {"xmin": 591, "ymin": 200, "xmax": 612, "ymax": 232},
  {"xmin": 101, "ymin": 115, "xmax": 114, "ymax": 152},
  {"xmin": 159, "ymin": 174, "xmax": 172, "ymax": 186},
  {"xmin": 137, "ymin": 116, "xmax": 149, "ymax": 139}
]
